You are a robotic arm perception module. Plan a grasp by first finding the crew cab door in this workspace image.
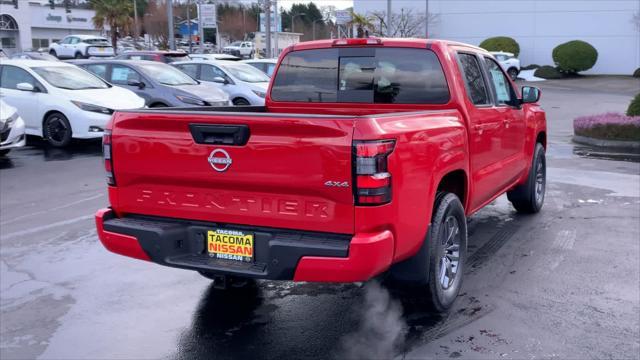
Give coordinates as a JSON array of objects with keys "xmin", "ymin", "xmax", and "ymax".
[
  {"xmin": 481, "ymin": 57, "xmax": 527, "ymax": 183},
  {"xmin": 456, "ymin": 51, "xmax": 513, "ymax": 210}
]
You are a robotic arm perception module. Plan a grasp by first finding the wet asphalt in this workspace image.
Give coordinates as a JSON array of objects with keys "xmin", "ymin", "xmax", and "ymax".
[{"xmin": 1, "ymin": 76, "xmax": 639, "ymax": 359}]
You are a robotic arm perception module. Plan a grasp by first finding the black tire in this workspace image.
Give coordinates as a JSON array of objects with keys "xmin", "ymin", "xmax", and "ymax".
[
  {"xmin": 508, "ymin": 67, "xmax": 519, "ymax": 81},
  {"xmin": 388, "ymin": 192, "xmax": 467, "ymax": 312},
  {"xmin": 43, "ymin": 112, "xmax": 72, "ymax": 148},
  {"xmin": 0, "ymin": 149, "xmax": 10, "ymax": 157},
  {"xmin": 233, "ymin": 98, "xmax": 250, "ymax": 106},
  {"xmin": 74, "ymin": 52, "xmax": 83, "ymax": 59},
  {"xmin": 49, "ymin": 50, "xmax": 57, "ymax": 58},
  {"xmin": 508, "ymin": 143, "xmax": 546, "ymax": 213}
]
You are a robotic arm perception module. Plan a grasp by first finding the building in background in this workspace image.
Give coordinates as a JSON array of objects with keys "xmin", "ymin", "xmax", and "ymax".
[
  {"xmin": 0, "ymin": 1, "xmax": 108, "ymax": 55},
  {"xmin": 353, "ymin": 0, "xmax": 640, "ymax": 75}
]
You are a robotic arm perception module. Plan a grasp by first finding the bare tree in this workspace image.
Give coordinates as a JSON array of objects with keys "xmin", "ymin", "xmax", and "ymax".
[
  {"xmin": 143, "ymin": 0, "xmax": 169, "ymax": 49},
  {"xmin": 370, "ymin": 9, "xmax": 438, "ymax": 38}
]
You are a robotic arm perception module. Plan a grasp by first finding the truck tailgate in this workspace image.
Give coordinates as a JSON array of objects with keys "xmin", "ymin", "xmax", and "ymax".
[{"xmin": 109, "ymin": 111, "xmax": 356, "ymax": 234}]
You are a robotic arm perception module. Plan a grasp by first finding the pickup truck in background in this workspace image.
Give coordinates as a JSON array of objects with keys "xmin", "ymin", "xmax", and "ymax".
[
  {"xmin": 95, "ymin": 38, "xmax": 546, "ymax": 311},
  {"xmin": 222, "ymin": 41, "xmax": 255, "ymax": 59}
]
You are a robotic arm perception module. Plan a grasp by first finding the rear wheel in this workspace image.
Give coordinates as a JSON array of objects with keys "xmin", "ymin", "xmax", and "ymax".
[
  {"xmin": 49, "ymin": 50, "xmax": 57, "ymax": 58},
  {"xmin": 507, "ymin": 143, "xmax": 546, "ymax": 213},
  {"xmin": 233, "ymin": 98, "xmax": 250, "ymax": 106},
  {"xmin": 74, "ymin": 52, "xmax": 84, "ymax": 59},
  {"xmin": 388, "ymin": 192, "xmax": 467, "ymax": 312},
  {"xmin": 508, "ymin": 67, "xmax": 519, "ymax": 81},
  {"xmin": 43, "ymin": 112, "xmax": 72, "ymax": 148}
]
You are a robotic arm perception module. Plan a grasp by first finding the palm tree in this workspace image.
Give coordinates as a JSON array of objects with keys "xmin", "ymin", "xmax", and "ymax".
[
  {"xmin": 90, "ymin": 0, "xmax": 133, "ymax": 49},
  {"xmin": 349, "ymin": 11, "xmax": 374, "ymax": 38}
]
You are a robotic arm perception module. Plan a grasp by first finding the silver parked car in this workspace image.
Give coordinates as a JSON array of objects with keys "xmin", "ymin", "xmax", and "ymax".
[
  {"xmin": 241, "ymin": 59, "xmax": 278, "ymax": 77},
  {"xmin": 173, "ymin": 60, "xmax": 270, "ymax": 106},
  {"xmin": 71, "ymin": 60, "xmax": 230, "ymax": 108}
]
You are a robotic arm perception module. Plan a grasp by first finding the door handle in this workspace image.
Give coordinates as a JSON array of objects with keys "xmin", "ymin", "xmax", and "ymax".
[
  {"xmin": 189, "ymin": 124, "xmax": 250, "ymax": 146},
  {"xmin": 503, "ymin": 119, "xmax": 511, "ymax": 128}
]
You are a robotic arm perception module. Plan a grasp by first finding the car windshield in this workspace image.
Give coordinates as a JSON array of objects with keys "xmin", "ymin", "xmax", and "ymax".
[
  {"xmin": 32, "ymin": 66, "xmax": 109, "ymax": 90},
  {"xmin": 221, "ymin": 63, "xmax": 270, "ymax": 83},
  {"xmin": 139, "ymin": 63, "xmax": 198, "ymax": 85}
]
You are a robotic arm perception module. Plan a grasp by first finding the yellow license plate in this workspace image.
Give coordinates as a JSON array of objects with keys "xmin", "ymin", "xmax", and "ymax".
[{"xmin": 207, "ymin": 229, "xmax": 254, "ymax": 262}]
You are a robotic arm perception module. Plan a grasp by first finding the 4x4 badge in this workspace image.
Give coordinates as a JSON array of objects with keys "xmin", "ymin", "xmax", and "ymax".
[{"xmin": 208, "ymin": 149, "xmax": 232, "ymax": 172}]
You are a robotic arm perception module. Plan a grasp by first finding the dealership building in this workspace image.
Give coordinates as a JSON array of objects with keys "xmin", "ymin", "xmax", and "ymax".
[
  {"xmin": 0, "ymin": 1, "xmax": 108, "ymax": 55},
  {"xmin": 354, "ymin": 0, "xmax": 640, "ymax": 75}
]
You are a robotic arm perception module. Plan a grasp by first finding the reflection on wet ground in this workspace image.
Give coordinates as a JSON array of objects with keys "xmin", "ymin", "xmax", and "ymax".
[{"xmin": 0, "ymin": 137, "xmax": 101, "ymax": 170}]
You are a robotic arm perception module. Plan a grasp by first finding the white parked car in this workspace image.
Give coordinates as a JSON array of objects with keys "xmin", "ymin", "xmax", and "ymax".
[
  {"xmin": 490, "ymin": 51, "xmax": 520, "ymax": 81},
  {"xmin": 0, "ymin": 60, "xmax": 145, "ymax": 147},
  {"xmin": 222, "ymin": 41, "xmax": 255, "ymax": 59},
  {"xmin": 241, "ymin": 59, "xmax": 278, "ymax": 77},
  {"xmin": 0, "ymin": 100, "xmax": 26, "ymax": 156},
  {"xmin": 173, "ymin": 60, "xmax": 270, "ymax": 106},
  {"xmin": 49, "ymin": 35, "xmax": 115, "ymax": 59}
]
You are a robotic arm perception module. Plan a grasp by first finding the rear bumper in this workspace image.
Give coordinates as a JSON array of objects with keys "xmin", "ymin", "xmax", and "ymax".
[{"xmin": 95, "ymin": 208, "xmax": 394, "ymax": 282}]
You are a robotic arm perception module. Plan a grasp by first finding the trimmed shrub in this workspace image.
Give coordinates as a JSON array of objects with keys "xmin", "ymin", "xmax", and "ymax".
[
  {"xmin": 521, "ymin": 64, "xmax": 540, "ymax": 70},
  {"xmin": 552, "ymin": 40, "xmax": 598, "ymax": 74},
  {"xmin": 628, "ymin": 93, "xmax": 640, "ymax": 116},
  {"xmin": 479, "ymin": 36, "xmax": 520, "ymax": 57},
  {"xmin": 534, "ymin": 65, "xmax": 563, "ymax": 79},
  {"xmin": 574, "ymin": 113, "xmax": 640, "ymax": 141},
  {"xmin": 633, "ymin": 68, "xmax": 640, "ymax": 77}
]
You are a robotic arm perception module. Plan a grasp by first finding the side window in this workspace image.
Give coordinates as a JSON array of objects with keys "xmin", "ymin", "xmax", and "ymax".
[
  {"xmin": 457, "ymin": 53, "xmax": 490, "ymax": 106},
  {"xmin": 85, "ymin": 64, "xmax": 108, "ymax": 80},
  {"xmin": 266, "ymin": 63, "xmax": 275, "ymax": 76},
  {"xmin": 69, "ymin": 37, "xmax": 79, "ymax": 45},
  {"xmin": 201, "ymin": 65, "xmax": 226, "ymax": 81},
  {"xmin": 110, "ymin": 65, "xmax": 141, "ymax": 85},
  {"xmin": 0, "ymin": 66, "xmax": 38, "ymax": 90},
  {"xmin": 484, "ymin": 57, "xmax": 514, "ymax": 105},
  {"xmin": 177, "ymin": 64, "xmax": 198, "ymax": 79},
  {"xmin": 60, "ymin": 37, "xmax": 70, "ymax": 44}
]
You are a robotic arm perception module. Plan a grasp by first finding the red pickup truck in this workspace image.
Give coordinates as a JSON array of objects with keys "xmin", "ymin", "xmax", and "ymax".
[{"xmin": 95, "ymin": 38, "xmax": 546, "ymax": 311}]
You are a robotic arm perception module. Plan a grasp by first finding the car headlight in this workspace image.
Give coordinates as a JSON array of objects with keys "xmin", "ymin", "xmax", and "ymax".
[
  {"xmin": 71, "ymin": 101, "xmax": 114, "ymax": 114},
  {"xmin": 176, "ymin": 95, "xmax": 206, "ymax": 106},
  {"xmin": 252, "ymin": 90, "xmax": 266, "ymax": 98},
  {"xmin": 1, "ymin": 112, "xmax": 18, "ymax": 131}
]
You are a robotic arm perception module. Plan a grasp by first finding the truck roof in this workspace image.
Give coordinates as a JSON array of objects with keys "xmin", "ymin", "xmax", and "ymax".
[{"xmin": 289, "ymin": 38, "xmax": 487, "ymax": 53}]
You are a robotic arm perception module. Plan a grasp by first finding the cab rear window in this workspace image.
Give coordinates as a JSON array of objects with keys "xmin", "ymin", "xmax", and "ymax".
[{"xmin": 271, "ymin": 48, "xmax": 449, "ymax": 104}]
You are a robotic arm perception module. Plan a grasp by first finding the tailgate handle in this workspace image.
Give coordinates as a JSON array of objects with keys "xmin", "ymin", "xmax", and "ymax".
[{"xmin": 189, "ymin": 124, "xmax": 250, "ymax": 146}]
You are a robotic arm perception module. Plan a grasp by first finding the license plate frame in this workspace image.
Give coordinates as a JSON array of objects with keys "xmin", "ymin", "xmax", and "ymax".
[{"xmin": 206, "ymin": 229, "xmax": 254, "ymax": 263}]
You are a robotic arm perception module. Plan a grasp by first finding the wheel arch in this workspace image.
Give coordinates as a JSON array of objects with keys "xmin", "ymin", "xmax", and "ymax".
[
  {"xmin": 435, "ymin": 169, "xmax": 468, "ymax": 211},
  {"xmin": 536, "ymin": 131, "xmax": 546, "ymax": 148}
]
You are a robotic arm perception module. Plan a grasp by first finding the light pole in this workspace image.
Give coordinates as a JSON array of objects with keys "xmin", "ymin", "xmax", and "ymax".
[
  {"xmin": 386, "ymin": 0, "xmax": 391, "ymax": 36},
  {"xmin": 291, "ymin": 12, "xmax": 305, "ymax": 33},
  {"xmin": 168, "ymin": 0, "xmax": 175, "ymax": 50},
  {"xmin": 133, "ymin": 0, "xmax": 138, "ymax": 48},
  {"xmin": 312, "ymin": 18, "xmax": 323, "ymax": 40}
]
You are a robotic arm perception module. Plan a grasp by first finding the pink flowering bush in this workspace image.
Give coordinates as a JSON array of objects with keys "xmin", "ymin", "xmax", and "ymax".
[{"xmin": 573, "ymin": 112, "xmax": 640, "ymax": 141}]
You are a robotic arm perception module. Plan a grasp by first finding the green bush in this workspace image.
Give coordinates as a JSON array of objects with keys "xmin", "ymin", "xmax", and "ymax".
[
  {"xmin": 479, "ymin": 36, "xmax": 520, "ymax": 57},
  {"xmin": 534, "ymin": 65, "xmax": 563, "ymax": 79},
  {"xmin": 521, "ymin": 64, "xmax": 540, "ymax": 70},
  {"xmin": 552, "ymin": 40, "xmax": 598, "ymax": 74},
  {"xmin": 627, "ymin": 93, "xmax": 640, "ymax": 116},
  {"xmin": 633, "ymin": 68, "xmax": 640, "ymax": 77}
]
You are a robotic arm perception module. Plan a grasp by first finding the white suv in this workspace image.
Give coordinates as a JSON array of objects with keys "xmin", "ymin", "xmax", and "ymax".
[
  {"xmin": 49, "ymin": 35, "xmax": 115, "ymax": 59},
  {"xmin": 490, "ymin": 51, "xmax": 520, "ymax": 81}
]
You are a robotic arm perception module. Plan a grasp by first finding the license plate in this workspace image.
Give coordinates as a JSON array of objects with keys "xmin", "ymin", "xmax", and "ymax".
[
  {"xmin": 98, "ymin": 48, "xmax": 104, "ymax": 52},
  {"xmin": 207, "ymin": 229, "xmax": 254, "ymax": 262}
]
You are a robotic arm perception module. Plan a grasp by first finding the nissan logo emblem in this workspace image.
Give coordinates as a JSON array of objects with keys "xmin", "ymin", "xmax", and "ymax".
[{"xmin": 208, "ymin": 149, "xmax": 232, "ymax": 172}]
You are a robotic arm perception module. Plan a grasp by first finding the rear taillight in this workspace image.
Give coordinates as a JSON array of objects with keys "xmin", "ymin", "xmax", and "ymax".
[
  {"xmin": 353, "ymin": 140, "xmax": 395, "ymax": 205},
  {"xmin": 103, "ymin": 130, "xmax": 115, "ymax": 185}
]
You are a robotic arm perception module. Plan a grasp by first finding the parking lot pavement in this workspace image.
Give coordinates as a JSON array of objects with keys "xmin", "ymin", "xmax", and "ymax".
[{"xmin": 1, "ymin": 77, "xmax": 639, "ymax": 360}]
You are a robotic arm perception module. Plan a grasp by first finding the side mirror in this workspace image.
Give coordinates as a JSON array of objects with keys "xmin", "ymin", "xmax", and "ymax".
[
  {"xmin": 128, "ymin": 80, "xmax": 145, "ymax": 89},
  {"xmin": 521, "ymin": 86, "xmax": 540, "ymax": 104},
  {"xmin": 212, "ymin": 76, "xmax": 227, "ymax": 84},
  {"xmin": 16, "ymin": 82, "xmax": 35, "ymax": 92}
]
